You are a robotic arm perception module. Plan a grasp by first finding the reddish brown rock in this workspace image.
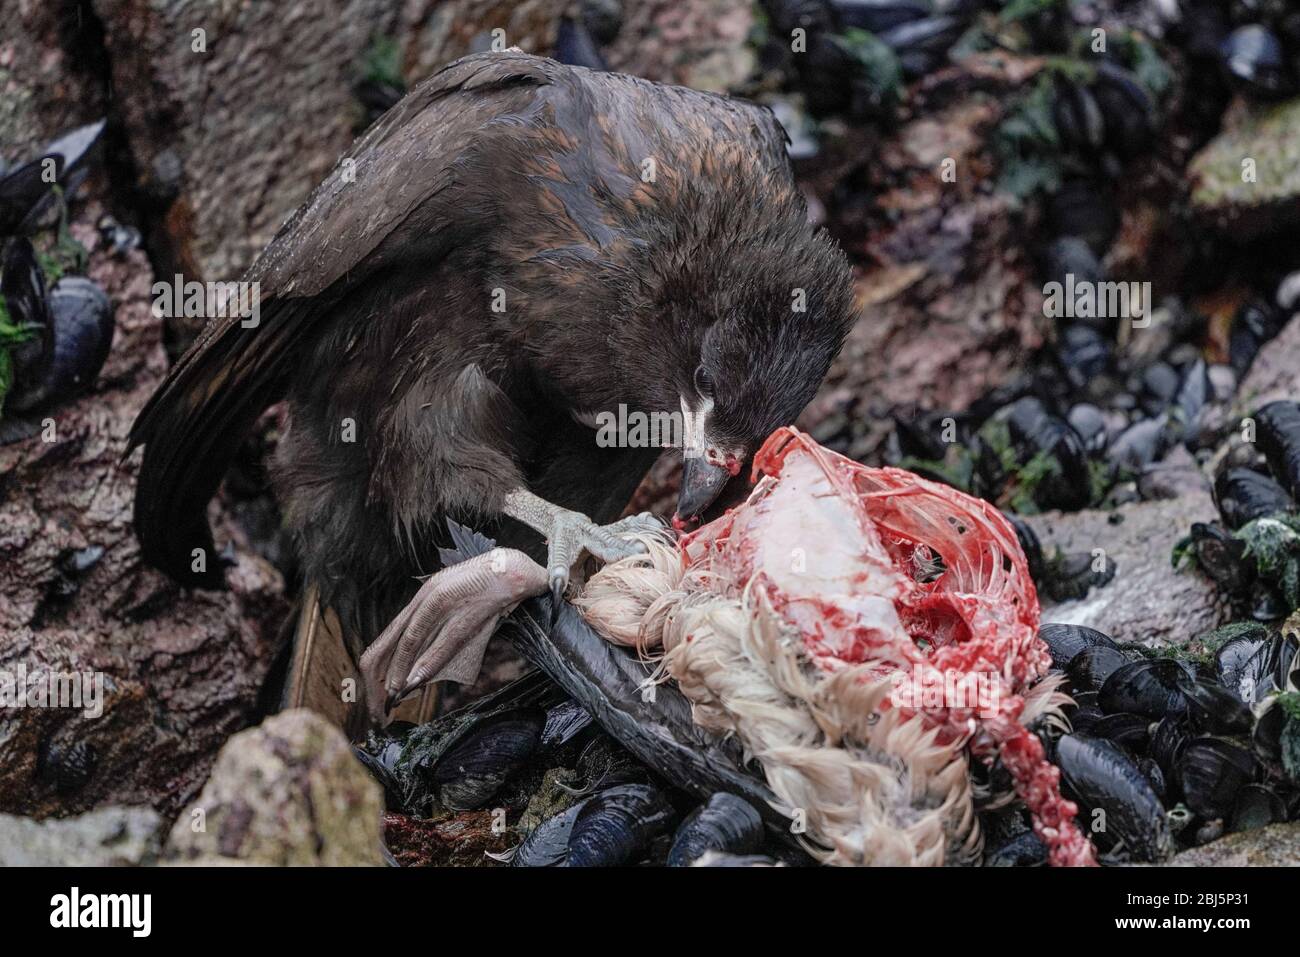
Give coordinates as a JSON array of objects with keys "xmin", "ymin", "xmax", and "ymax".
[{"xmin": 0, "ymin": 201, "xmax": 286, "ymax": 820}]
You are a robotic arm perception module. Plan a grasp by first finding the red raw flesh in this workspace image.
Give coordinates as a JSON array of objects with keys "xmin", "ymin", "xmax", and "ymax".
[{"xmin": 676, "ymin": 427, "xmax": 1096, "ymax": 867}]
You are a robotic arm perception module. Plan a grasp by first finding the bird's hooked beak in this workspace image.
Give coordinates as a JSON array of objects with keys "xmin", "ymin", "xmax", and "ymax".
[{"xmin": 676, "ymin": 398, "xmax": 742, "ymax": 524}]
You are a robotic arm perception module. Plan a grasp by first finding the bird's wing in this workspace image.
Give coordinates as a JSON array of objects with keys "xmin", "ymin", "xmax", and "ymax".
[{"xmin": 128, "ymin": 53, "xmax": 563, "ymax": 587}]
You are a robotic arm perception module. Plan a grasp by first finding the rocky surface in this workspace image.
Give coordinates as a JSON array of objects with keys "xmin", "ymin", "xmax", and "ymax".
[
  {"xmin": 1168, "ymin": 822, "xmax": 1300, "ymax": 866},
  {"xmin": 166, "ymin": 710, "xmax": 384, "ymax": 866},
  {"xmin": 0, "ymin": 200, "xmax": 286, "ymax": 820},
  {"xmin": 91, "ymin": 0, "xmax": 408, "ymax": 284},
  {"xmin": 606, "ymin": 0, "xmax": 754, "ymax": 92},
  {"xmin": 398, "ymin": 0, "xmax": 567, "ymax": 81},
  {"xmin": 1237, "ymin": 313, "xmax": 1300, "ymax": 411},
  {"xmin": 0, "ymin": 0, "xmax": 107, "ymax": 160},
  {"xmin": 1026, "ymin": 491, "xmax": 1230, "ymax": 647},
  {"xmin": 0, "ymin": 805, "xmax": 164, "ymax": 866},
  {"xmin": 1188, "ymin": 96, "xmax": 1300, "ymax": 240}
]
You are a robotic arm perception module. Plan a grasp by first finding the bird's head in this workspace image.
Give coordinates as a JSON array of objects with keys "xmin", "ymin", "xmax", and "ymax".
[{"xmin": 669, "ymin": 226, "xmax": 854, "ymax": 523}]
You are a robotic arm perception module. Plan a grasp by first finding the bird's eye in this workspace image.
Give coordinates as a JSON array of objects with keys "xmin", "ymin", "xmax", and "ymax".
[{"xmin": 694, "ymin": 365, "xmax": 714, "ymax": 399}]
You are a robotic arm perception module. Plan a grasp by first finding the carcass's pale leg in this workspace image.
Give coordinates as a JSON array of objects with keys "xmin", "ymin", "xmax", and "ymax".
[{"xmin": 359, "ymin": 548, "xmax": 546, "ymax": 723}]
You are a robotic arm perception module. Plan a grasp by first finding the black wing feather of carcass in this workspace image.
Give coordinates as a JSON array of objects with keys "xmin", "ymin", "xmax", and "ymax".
[{"xmin": 442, "ymin": 521, "xmax": 791, "ymax": 832}]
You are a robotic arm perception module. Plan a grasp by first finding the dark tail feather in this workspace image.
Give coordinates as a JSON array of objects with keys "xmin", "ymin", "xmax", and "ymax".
[{"xmin": 128, "ymin": 299, "xmax": 308, "ymax": 588}]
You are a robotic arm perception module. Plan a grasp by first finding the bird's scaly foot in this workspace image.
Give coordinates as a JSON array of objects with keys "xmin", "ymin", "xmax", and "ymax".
[{"xmin": 503, "ymin": 489, "xmax": 659, "ymax": 622}]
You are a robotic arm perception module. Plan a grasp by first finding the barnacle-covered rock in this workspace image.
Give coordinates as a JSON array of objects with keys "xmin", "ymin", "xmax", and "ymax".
[
  {"xmin": 0, "ymin": 807, "xmax": 163, "ymax": 866},
  {"xmin": 166, "ymin": 710, "xmax": 384, "ymax": 866},
  {"xmin": 1188, "ymin": 98, "xmax": 1300, "ymax": 238}
]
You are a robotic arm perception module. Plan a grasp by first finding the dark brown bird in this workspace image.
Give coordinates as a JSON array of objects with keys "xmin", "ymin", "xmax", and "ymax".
[{"xmin": 129, "ymin": 52, "xmax": 853, "ymax": 718}]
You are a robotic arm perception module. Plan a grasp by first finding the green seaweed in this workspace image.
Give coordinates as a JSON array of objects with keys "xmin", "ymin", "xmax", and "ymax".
[{"xmin": 831, "ymin": 28, "xmax": 904, "ymax": 109}]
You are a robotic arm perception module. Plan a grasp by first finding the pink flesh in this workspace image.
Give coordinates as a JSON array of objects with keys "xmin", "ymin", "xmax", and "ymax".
[{"xmin": 677, "ymin": 428, "xmax": 1097, "ymax": 867}]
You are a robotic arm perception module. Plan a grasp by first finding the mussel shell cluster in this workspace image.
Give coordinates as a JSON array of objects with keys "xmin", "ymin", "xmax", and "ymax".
[
  {"xmin": 759, "ymin": 0, "xmax": 978, "ymax": 119},
  {"xmin": 358, "ymin": 671, "xmax": 778, "ymax": 867},
  {"xmin": 0, "ymin": 120, "xmax": 104, "ymax": 235},
  {"xmin": 1008, "ymin": 619, "xmax": 1300, "ymax": 864},
  {"xmin": 1, "ymin": 120, "xmax": 116, "ymax": 425},
  {"xmin": 1186, "ymin": 400, "xmax": 1300, "ymax": 619},
  {"xmin": 0, "ymin": 239, "xmax": 114, "ymax": 419}
]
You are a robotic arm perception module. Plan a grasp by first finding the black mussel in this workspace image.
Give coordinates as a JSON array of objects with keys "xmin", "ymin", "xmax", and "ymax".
[
  {"xmin": 1052, "ymin": 77, "xmax": 1106, "ymax": 154},
  {"xmin": 1091, "ymin": 63, "xmax": 1155, "ymax": 160},
  {"xmin": 1167, "ymin": 359, "xmax": 1210, "ymax": 446},
  {"xmin": 565, "ymin": 783, "xmax": 676, "ymax": 867},
  {"xmin": 832, "ymin": 0, "xmax": 929, "ymax": 33},
  {"xmin": 1214, "ymin": 467, "xmax": 1293, "ymax": 529},
  {"xmin": 1150, "ymin": 716, "xmax": 1190, "ymax": 781},
  {"xmin": 1220, "ymin": 24, "xmax": 1295, "ymax": 99},
  {"xmin": 1214, "ymin": 629, "xmax": 1273, "ymax": 703},
  {"xmin": 1229, "ymin": 300, "xmax": 1284, "ymax": 376},
  {"xmin": 1040, "ymin": 622, "xmax": 1121, "ymax": 672},
  {"xmin": 767, "ymin": 0, "xmax": 837, "ymax": 35},
  {"xmin": 1262, "ymin": 629, "xmax": 1300, "ymax": 693},
  {"xmin": 893, "ymin": 406, "xmax": 967, "ymax": 461},
  {"xmin": 352, "ymin": 743, "xmax": 405, "ymax": 810},
  {"xmin": 6, "ymin": 276, "xmax": 115, "ymax": 414},
  {"xmin": 1042, "ymin": 550, "xmax": 1118, "ymax": 604},
  {"xmin": 1180, "ymin": 675, "xmax": 1253, "ymax": 734},
  {"xmin": 1108, "ymin": 415, "xmax": 1168, "ymax": 474},
  {"xmin": 1055, "ymin": 734, "xmax": 1170, "ymax": 861},
  {"xmin": 513, "ymin": 802, "xmax": 584, "ymax": 867},
  {"xmin": 354, "ymin": 76, "xmax": 404, "ymax": 127},
  {"xmin": 1136, "ymin": 757, "xmax": 1167, "ymax": 803},
  {"xmin": 555, "ymin": 16, "xmax": 608, "ymax": 70},
  {"xmin": 1278, "ymin": 270, "xmax": 1300, "ymax": 313},
  {"xmin": 1048, "ymin": 180, "xmax": 1118, "ymax": 255},
  {"xmin": 1140, "ymin": 362, "xmax": 1180, "ymax": 412},
  {"xmin": 1058, "ymin": 325, "xmax": 1113, "ymax": 391},
  {"xmin": 1177, "ymin": 737, "xmax": 1258, "ymax": 820},
  {"xmin": 1, "ymin": 238, "xmax": 52, "ymax": 392},
  {"xmin": 1251, "ymin": 583, "xmax": 1290, "ymax": 621},
  {"xmin": 1188, "ymin": 522, "xmax": 1253, "ymax": 593},
  {"xmin": 0, "ymin": 161, "xmax": 53, "ymax": 237},
  {"xmin": 984, "ymin": 830, "xmax": 1048, "ymax": 867},
  {"xmin": 579, "ymin": 0, "xmax": 624, "ymax": 45},
  {"xmin": 667, "ymin": 793, "xmax": 764, "ymax": 866},
  {"xmin": 1208, "ymin": 363, "xmax": 1237, "ymax": 402},
  {"xmin": 878, "ymin": 15, "xmax": 965, "ymax": 77},
  {"xmin": 1251, "ymin": 632, "xmax": 1300, "ymax": 768},
  {"xmin": 1229, "ymin": 783, "xmax": 1287, "ymax": 832},
  {"xmin": 1070, "ymin": 702, "xmax": 1104, "ymax": 734},
  {"xmin": 1007, "ymin": 513, "xmax": 1046, "ymax": 584},
  {"xmin": 1091, "ymin": 712, "xmax": 1152, "ymax": 752},
  {"xmin": 1067, "ymin": 404, "xmax": 1108, "ymax": 455},
  {"xmin": 1045, "ymin": 236, "xmax": 1104, "ymax": 289},
  {"xmin": 0, "ymin": 120, "xmax": 105, "ymax": 235},
  {"xmin": 996, "ymin": 397, "xmax": 1092, "ymax": 511},
  {"xmin": 432, "ymin": 708, "xmax": 546, "ymax": 810},
  {"xmin": 1068, "ymin": 645, "xmax": 1133, "ymax": 693},
  {"xmin": 1098, "ymin": 659, "xmax": 1191, "ymax": 718},
  {"xmin": 541, "ymin": 699, "xmax": 593, "ymax": 749},
  {"xmin": 1255, "ymin": 400, "xmax": 1300, "ymax": 501}
]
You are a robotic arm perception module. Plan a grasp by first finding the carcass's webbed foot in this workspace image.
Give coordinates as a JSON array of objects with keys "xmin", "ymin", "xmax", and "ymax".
[{"xmin": 359, "ymin": 548, "xmax": 546, "ymax": 723}]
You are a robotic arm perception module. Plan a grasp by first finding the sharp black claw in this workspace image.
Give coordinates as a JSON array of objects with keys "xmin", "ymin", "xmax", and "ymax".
[
  {"xmin": 549, "ymin": 576, "xmax": 565, "ymax": 629},
  {"xmin": 384, "ymin": 690, "xmax": 400, "ymax": 713}
]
